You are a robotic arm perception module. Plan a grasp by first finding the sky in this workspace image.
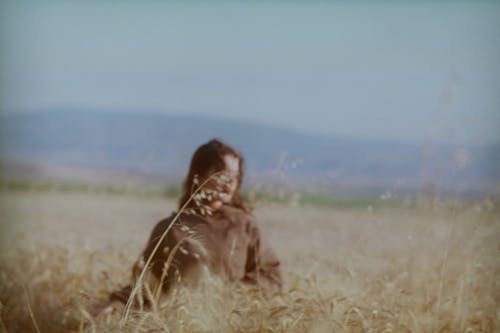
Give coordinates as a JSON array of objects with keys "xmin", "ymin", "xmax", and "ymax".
[{"xmin": 1, "ymin": 1, "xmax": 499, "ymax": 144}]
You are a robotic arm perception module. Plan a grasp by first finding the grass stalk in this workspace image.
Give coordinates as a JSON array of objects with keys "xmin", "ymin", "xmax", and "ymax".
[
  {"xmin": 120, "ymin": 171, "xmax": 225, "ymax": 327},
  {"xmin": 23, "ymin": 286, "xmax": 41, "ymax": 333}
]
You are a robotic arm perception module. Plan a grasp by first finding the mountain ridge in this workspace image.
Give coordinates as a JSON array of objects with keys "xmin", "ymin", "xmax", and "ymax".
[{"xmin": 1, "ymin": 110, "xmax": 498, "ymax": 196}]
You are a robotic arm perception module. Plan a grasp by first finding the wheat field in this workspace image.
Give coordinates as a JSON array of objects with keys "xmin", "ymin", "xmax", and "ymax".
[{"xmin": 0, "ymin": 189, "xmax": 498, "ymax": 332}]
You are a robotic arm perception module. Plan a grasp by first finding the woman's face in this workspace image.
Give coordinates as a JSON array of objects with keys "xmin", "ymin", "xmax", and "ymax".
[
  {"xmin": 207, "ymin": 154, "xmax": 239, "ymax": 209},
  {"xmin": 219, "ymin": 154, "xmax": 239, "ymax": 203}
]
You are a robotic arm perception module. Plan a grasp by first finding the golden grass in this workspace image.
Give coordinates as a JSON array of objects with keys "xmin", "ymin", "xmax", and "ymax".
[{"xmin": 0, "ymin": 190, "xmax": 498, "ymax": 332}]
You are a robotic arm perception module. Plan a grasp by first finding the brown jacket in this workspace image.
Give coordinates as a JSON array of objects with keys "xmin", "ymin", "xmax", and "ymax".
[{"xmin": 111, "ymin": 205, "xmax": 282, "ymax": 303}]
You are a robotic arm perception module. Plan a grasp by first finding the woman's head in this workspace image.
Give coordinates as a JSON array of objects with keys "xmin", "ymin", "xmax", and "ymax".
[{"xmin": 179, "ymin": 139, "xmax": 249, "ymax": 212}]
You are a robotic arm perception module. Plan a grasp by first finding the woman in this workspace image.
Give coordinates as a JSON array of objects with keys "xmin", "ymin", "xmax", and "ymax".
[{"xmin": 95, "ymin": 139, "xmax": 282, "ymax": 316}]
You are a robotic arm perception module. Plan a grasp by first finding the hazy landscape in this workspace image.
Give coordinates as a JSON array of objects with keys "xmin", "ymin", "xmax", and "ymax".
[
  {"xmin": 1, "ymin": 111, "xmax": 498, "ymax": 197},
  {"xmin": 0, "ymin": 109, "xmax": 498, "ymax": 332}
]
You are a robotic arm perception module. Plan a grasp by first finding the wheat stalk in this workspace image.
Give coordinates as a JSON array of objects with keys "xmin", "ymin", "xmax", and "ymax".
[{"xmin": 120, "ymin": 170, "xmax": 227, "ymax": 327}]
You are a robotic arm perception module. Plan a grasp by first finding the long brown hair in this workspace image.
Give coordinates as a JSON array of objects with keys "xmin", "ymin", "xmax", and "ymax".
[{"xmin": 178, "ymin": 139, "xmax": 250, "ymax": 212}]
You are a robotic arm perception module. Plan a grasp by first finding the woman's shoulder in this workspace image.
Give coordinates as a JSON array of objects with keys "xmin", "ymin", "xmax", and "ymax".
[
  {"xmin": 151, "ymin": 211, "xmax": 207, "ymax": 233},
  {"xmin": 215, "ymin": 205, "xmax": 257, "ymax": 231},
  {"xmin": 217, "ymin": 204, "xmax": 253, "ymax": 218}
]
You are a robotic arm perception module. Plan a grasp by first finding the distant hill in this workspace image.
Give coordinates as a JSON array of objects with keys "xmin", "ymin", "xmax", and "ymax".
[{"xmin": 0, "ymin": 110, "xmax": 498, "ymax": 196}]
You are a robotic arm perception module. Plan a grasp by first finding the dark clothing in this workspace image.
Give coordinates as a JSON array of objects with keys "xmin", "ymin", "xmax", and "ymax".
[{"xmin": 111, "ymin": 205, "xmax": 282, "ymax": 303}]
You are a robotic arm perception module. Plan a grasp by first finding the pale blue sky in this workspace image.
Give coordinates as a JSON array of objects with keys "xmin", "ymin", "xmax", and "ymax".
[{"xmin": 1, "ymin": 1, "xmax": 499, "ymax": 144}]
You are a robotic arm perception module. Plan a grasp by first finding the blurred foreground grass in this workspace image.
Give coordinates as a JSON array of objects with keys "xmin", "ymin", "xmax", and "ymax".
[{"xmin": 0, "ymin": 187, "xmax": 498, "ymax": 332}]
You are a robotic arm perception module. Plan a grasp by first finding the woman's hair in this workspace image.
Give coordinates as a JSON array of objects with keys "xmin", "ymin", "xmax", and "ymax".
[{"xmin": 178, "ymin": 139, "xmax": 250, "ymax": 212}]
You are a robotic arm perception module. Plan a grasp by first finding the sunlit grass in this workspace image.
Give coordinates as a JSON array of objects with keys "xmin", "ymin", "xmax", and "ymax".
[{"xmin": 0, "ymin": 190, "xmax": 498, "ymax": 332}]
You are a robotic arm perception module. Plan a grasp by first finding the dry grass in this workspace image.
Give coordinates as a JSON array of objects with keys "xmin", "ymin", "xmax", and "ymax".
[{"xmin": 0, "ymin": 190, "xmax": 498, "ymax": 332}]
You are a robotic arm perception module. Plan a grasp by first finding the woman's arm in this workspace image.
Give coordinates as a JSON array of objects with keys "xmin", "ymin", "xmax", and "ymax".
[{"xmin": 244, "ymin": 221, "xmax": 283, "ymax": 289}]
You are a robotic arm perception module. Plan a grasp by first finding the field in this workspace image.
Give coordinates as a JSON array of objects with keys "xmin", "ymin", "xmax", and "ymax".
[{"xmin": 0, "ymin": 189, "xmax": 498, "ymax": 332}]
